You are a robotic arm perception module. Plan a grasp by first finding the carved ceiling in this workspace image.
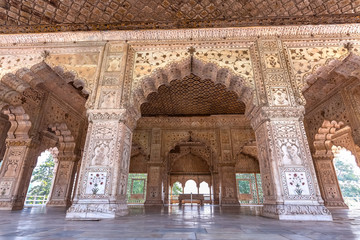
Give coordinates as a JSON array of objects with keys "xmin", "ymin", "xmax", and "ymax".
[
  {"xmin": 1, "ymin": 0, "xmax": 360, "ymax": 34},
  {"xmin": 140, "ymin": 74, "xmax": 245, "ymax": 117}
]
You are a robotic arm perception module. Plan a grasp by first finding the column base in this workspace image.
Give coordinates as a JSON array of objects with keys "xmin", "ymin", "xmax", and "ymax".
[
  {"xmin": 221, "ymin": 199, "xmax": 240, "ymax": 206},
  {"xmin": 47, "ymin": 199, "xmax": 71, "ymax": 207},
  {"xmin": 144, "ymin": 199, "xmax": 163, "ymax": 205},
  {"xmin": 325, "ymin": 201, "xmax": 349, "ymax": 209},
  {"xmin": 66, "ymin": 201, "xmax": 128, "ymax": 220},
  {"xmin": 0, "ymin": 200, "xmax": 14, "ymax": 210},
  {"xmin": 0, "ymin": 199, "xmax": 24, "ymax": 210},
  {"xmin": 262, "ymin": 204, "xmax": 333, "ymax": 221}
]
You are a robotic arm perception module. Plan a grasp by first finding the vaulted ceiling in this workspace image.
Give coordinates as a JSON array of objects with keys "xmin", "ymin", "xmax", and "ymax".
[
  {"xmin": 140, "ymin": 74, "xmax": 245, "ymax": 117},
  {"xmin": 0, "ymin": 0, "xmax": 359, "ymax": 34}
]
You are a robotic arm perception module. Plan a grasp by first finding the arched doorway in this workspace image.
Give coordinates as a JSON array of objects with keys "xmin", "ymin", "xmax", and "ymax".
[
  {"xmin": 0, "ymin": 62, "xmax": 88, "ymax": 210},
  {"xmin": 25, "ymin": 149, "xmax": 57, "ymax": 206}
]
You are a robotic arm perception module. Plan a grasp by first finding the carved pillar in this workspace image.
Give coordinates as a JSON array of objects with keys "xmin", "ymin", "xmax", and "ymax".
[
  {"xmin": 145, "ymin": 128, "xmax": 163, "ymax": 205},
  {"xmin": 251, "ymin": 106, "xmax": 332, "ymax": 221},
  {"xmin": 66, "ymin": 109, "xmax": 134, "ymax": 219},
  {"xmin": 0, "ymin": 106, "xmax": 36, "ymax": 210},
  {"xmin": 47, "ymin": 155, "xmax": 77, "ymax": 207},
  {"xmin": 0, "ymin": 139, "xmax": 39, "ymax": 210},
  {"xmin": 219, "ymin": 128, "xmax": 239, "ymax": 205},
  {"xmin": 313, "ymin": 156, "xmax": 348, "ymax": 208},
  {"xmin": 219, "ymin": 163, "xmax": 239, "ymax": 205},
  {"xmin": 212, "ymin": 173, "xmax": 220, "ymax": 205}
]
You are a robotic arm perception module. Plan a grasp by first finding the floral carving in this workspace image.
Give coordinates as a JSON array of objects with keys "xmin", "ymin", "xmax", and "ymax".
[
  {"xmin": 285, "ymin": 172, "xmax": 310, "ymax": 196},
  {"xmin": 86, "ymin": 172, "xmax": 107, "ymax": 195}
]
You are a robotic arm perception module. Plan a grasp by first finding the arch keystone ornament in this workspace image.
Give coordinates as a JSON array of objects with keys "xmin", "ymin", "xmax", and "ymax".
[
  {"xmin": 250, "ymin": 106, "xmax": 332, "ymax": 221},
  {"xmin": 66, "ymin": 109, "xmax": 136, "ymax": 219}
]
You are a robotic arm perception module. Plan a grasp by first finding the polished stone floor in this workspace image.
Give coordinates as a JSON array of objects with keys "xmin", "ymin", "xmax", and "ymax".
[{"xmin": 0, "ymin": 205, "xmax": 359, "ymax": 240}]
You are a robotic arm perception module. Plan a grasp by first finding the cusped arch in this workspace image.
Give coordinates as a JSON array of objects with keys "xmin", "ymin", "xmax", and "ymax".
[
  {"xmin": 314, "ymin": 120, "xmax": 360, "ymax": 167},
  {"xmin": 170, "ymin": 153, "xmax": 210, "ymax": 173},
  {"xmin": 131, "ymin": 57, "xmax": 256, "ymax": 117},
  {"xmin": 166, "ymin": 135, "xmax": 218, "ymax": 170},
  {"xmin": 49, "ymin": 123, "xmax": 76, "ymax": 158},
  {"xmin": 0, "ymin": 62, "xmax": 90, "ymax": 112},
  {"xmin": 169, "ymin": 143, "xmax": 212, "ymax": 168}
]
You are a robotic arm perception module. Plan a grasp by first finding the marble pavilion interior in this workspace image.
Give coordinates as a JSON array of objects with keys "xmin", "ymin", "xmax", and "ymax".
[{"xmin": 1, "ymin": 1, "xmax": 360, "ymax": 239}]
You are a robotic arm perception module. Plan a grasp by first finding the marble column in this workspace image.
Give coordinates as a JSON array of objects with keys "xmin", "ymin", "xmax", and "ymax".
[
  {"xmin": 144, "ymin": 163, "xmax": 163, "ymax": 205},
  {"xmin": 0, "ymin": 138, "xmax": 38, "ymax": 210},
  {"xmin": 219, "ymin": 163, "xmax": 239, "ymax": 205},
  {"xmin": 145, "ymin": 128, "xmax": 163, "ymax": 205},
  {"xmin": 219, "ymin": 128, "xmax": 239, "ymax": 205},
  {"xmin": 313, "ymin": 156, "xmax": 348, "ymax": 208},
  {"xmin": 66, "ymin": 109, "xmax": 135, "ymax": 219},
  {"xmin": 251, "ymin": 106, "xmax": 332, "ymax": 221},
  {"xmin": 212, "ymin": 173, "xmax": 220, "ymax": 205}
]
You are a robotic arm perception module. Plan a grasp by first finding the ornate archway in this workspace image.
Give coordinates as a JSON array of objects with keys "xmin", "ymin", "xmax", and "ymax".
[
  {"xmin": 313, "ymin": 120, "xmax": 360, "ymax": 208},
  {"xmin": 130, "ymin": 57, "xmax": 257, "ymax": 119},
  {"xmin": 0, "ymin": 62, "xmax": 88, "ymax": 210}
]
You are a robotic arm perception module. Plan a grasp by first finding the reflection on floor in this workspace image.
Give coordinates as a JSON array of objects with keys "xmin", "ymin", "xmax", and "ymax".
[{"xmin": 0, "ymin": 205, "xmax": 359, "ymax": 239}]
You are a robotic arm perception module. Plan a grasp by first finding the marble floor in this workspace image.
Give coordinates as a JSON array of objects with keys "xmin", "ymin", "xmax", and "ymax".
[{"xmin": 0, "ymin": 205, "xmax": 359, "ymax": 240}]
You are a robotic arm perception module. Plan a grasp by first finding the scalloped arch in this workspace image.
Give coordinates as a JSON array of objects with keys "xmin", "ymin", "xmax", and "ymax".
[
  {"xmin": 131, "ymin": 57, "xmax": 256, "ymax": 117},
  {"xmin": 0, "ymin": 61, "xmax": 90, "ymax": 112},
  {"xmin": 169, "ymin": 144, "xmax": 212, "ymax": 170},
  {"xmin": 314, "ymin": 120, "xmax": 360, "ymax": 167}
]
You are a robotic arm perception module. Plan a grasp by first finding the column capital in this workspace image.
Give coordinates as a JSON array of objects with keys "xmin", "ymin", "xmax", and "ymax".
[
  {"xmin": 5, "ymin": 138, "xmax": 38, "ymax": 148},
  {"xmin": 87, "ymin": 108, "xmax": 138, "ymax": 130},
  {"xmin": 57, "ymin": 154, "xmax": 78, "ymax": 162},
  {"xmin": 250, "ymin": 106, "xmax": 305, "ymax": 130}
]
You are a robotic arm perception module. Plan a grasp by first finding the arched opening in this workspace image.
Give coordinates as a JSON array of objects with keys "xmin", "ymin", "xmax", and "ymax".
[
  {"xmin": 302, "ymin": 53, "xmax": 360, "ymax": 209},
  {"xmin": 312, "ymin": 120, "xmax": 360, "ymax": 208},
  {"xmin": 127, "ymin": 145, "xmax": 148, "ymax": 204},
  {"xmin": 332, "ymin": 147, "xmax": 360, "ymax": 209},
  {"xmin": 0, "ymin": 62, "xmax": 89, "ymax": 210},
  {"xmin": 184, "ymin": 180, "xmax": 197, "ymax": 194},
  {"xmin": 129, "ymin": 57, "xmax": 256, "ymax": 208},
  {"xmin": 169, "ymin": 181, "xmax": 183, "ymax": 204},
  {"xmin": 199, "ymin": 181, "xmax": 210, "ymax": 195},
  {"xmin": 25, "ymin": 149, "xmax": 57, "ymax": 206}
]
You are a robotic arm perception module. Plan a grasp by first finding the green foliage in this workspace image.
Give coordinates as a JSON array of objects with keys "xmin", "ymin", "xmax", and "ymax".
[
  {"xmin": 334, "ymin": 156, "xmax": 360, "ymax": 198},
  {"xmin": 27, "ymin": 154, "xmax": 55, "ymax": 196},
  {"xmin": 131, "ymin": 179, "xmax": 145, "ymax": 194},
  {"xmin": 127, "ymin": 173, "xmax": 147, "ymax": 203},
  {"xmin": 172, "ymin": 182, "xmax": 183, "ymax": 195},
  {"xmin": 238, "ymin": 180, "xmax": 251, "ymax": 194}
]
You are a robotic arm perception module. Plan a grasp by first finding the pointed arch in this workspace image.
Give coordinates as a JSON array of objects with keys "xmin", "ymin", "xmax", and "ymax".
[
  {"xmin": 0, "ymin": 62, "xmax": 90, "ymax": 112},
  {"xmin": 130, "ymin": 57, "xmax": 256, "ymax": 118}
]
